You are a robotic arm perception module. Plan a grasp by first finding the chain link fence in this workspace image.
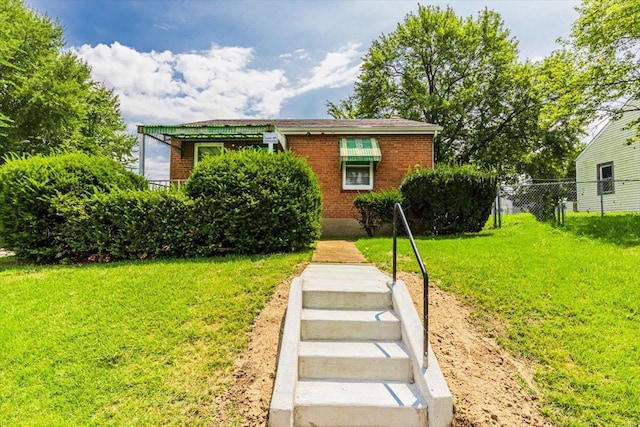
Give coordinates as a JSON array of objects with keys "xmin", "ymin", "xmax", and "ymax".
[{"xmin": 494, "ymin": 179, "xmax": 640, "ymax": 225}]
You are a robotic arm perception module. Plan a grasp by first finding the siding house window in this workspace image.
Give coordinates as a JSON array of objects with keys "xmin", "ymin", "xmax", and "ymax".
[
  {"xmin": 194, "ymin": 142, "xmax": 224, "ymax": 165},
  {"xmin": 597, "ymin": 161, "xmax": 614, "ymax": 195},
  {"xmin": 343, "ymin": 161, "xmax": 374, "ymax": 190}
]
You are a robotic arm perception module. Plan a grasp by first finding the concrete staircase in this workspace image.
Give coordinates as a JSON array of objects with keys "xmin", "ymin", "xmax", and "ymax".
[{"xmin": 270, "ymin": 264, "xmax": 453, "ymax": 427}]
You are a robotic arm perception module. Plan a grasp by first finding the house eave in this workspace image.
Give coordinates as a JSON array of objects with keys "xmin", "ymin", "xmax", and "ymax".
[{"xmin": 278, "ymin": 126, "xmax": 442, "ymax": 135}]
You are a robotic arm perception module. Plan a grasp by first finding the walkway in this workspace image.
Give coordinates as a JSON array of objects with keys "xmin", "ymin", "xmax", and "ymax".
[{"xmin": 311, "ymin": 240, "xmax": 367, "ymax": 263}]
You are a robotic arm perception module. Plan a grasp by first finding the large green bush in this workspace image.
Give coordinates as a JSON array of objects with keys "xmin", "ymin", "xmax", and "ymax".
[
  {"xmin": 0, "ymin": 153, "xmax": 146, "ymax": 262},
  {"xmin": 186, "ymin": 150, "xmax": 322, "ymax": 254},
  {"xmin": 353, "ymin": 189, "xmax": 403, "ymax": 237},
  {"xmin": 400, "ymin": 165, "xmax": 497, "ymax": 235},
  {"xmin": 55, "ymin": 189, "xmax": 203, "ymax": 262}
]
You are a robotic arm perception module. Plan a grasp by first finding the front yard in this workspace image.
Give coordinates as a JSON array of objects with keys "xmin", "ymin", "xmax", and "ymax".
[
  {"xmin": 356, "ymin": 213, "xmax": 640, "ymax": 427},
  {"xmin": 0, "ymin": 252, "xmax": 310, "ymax": 426},
  {"xmin": 2, "ymin": 212, "xmax": 638, "ymax": 426}
]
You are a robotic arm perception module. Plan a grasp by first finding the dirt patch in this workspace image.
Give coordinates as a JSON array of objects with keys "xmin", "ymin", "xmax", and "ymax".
[
  {"xmin": 311, "ymin": 240, "xmax": 367, "ymax": 263},
  {"xmin": 214, "ymin": 269, "xmax": 553, "ymax": 427},
  {"xmin": 399, "ymin": 272, "xmax": 552, "ymax": 427}
]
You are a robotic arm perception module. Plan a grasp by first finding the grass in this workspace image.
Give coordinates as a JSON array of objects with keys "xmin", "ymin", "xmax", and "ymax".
[
  {"xmin": 355, "ymin": 213, "xmax": 640, "ymax": 427},
  {"xmin": 0, "ymin": 251, "xmax": 310, "ymax": 426}
]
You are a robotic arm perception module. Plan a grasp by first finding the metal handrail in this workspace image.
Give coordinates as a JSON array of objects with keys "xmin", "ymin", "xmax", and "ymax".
[{"xmin": 392, "ymin": 202, "xmax": 429, "ymax": 367}]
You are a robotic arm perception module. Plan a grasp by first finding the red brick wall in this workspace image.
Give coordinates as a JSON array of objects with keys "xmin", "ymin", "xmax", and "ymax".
[
  {"xmin": 169, "ymin": 134, "xmax": 434, "ymax": 219},
  {"xmin": 170, "ymin": 138, "xmax": 193, "ymax": 180},
  {"xmin": 288, "ymin": 134, "xmax": 434, "ymax": 218}
]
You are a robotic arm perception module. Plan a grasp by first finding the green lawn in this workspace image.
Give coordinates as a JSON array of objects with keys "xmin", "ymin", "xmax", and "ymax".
[
  {"xmin": 356, "ymin": 213, "xmax": 640, "ymax": 427},
  {"xmin": 0, "ymin": 252, "xmax": 310, "ymax": 426}
]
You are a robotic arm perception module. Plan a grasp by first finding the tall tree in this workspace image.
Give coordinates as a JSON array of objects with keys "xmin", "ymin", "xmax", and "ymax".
[
  {"xmin": 0, "ymin": 0, "xmax": 135, "ymax": 163},
  {"xmin": 328, "ymin": 5, "xmax": 587, "ymax": 179},
  {"xmin": 571, "ymin": 0, "xmax": 640, "ymax": 136}
]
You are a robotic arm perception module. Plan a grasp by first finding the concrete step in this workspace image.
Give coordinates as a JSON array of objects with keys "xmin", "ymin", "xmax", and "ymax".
[
  {"xmin": 302, "ymin": 280, "xmax": 392, "ymax": 310},
  {"xmin": 299, "ymin": 340, "xmax": 412, "ymax": 381},
  {"xmin": 300, "ymin": 309, "xmax": 401, "ymax": 341},
  {"xmin": 294, "ymin": 379, "xmax": 427, "ymax": 427}
]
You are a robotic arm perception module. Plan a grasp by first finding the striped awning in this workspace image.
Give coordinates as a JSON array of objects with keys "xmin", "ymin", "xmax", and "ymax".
[{"xmin": 339, "ymin": 137, "xmax": 382, "ymax": 162}]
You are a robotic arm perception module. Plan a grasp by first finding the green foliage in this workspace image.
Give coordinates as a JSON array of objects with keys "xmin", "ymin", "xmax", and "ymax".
[
  {"xmin": 356, "ymin": 213, "xmax": 640, "ymax": 426},
  {"xmin": 353, "ymin": 189, "xmax": 403, "ymax": 237},
  {"xmin": 571, "ymin": 0, "xmax": 640, "ymax": 136},
  {"xmin": 55, "ymin": 190, "xmax": 204, "ymax": 263},
  {"xmin": 0, "ymin": 153, "xmax": 146, "ymax": 263},
  {"xmin": 328, "ymin": 5, "xmax": 592, "ymax": 179},
  {"xmin": 0, "ymin": 150, "xmax": 321, "ymax": 263},
  {"xmin": 0, "ymin": 0, "xmax": 135, "ymax": 164},
  {"xmin": 0, "ymin": 252, "xmax": 310, "ymax": 425},
  {"xmin": 400, "ymin": 165, "xmax": 497, "ymax": 235},
  {"xmin": 186, "ymin": 150, "xmax": 322, "ymax": 254}
]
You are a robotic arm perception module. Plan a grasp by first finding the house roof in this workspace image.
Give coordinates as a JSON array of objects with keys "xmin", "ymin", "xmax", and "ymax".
[
  {"xmin": 137, "ymin": 118, "xmax": 442, "ymax": 138},
  {"xmin": 187, "ymin": 118, "xmax": 441, "ymax": 134}
]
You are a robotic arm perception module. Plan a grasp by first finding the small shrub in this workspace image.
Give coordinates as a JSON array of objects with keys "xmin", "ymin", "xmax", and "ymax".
[
  {"xmin": 353, "ymin": 189, "xmax": 403, "ymax": 237},
  {"xmin": 0, "ymin": 153, "xmax": 146, "ymax": 262},
  {"xmin": 400, "ymin": 165, "xmax": 497, "ymax": 235},
  {"xmin": 186, "ymin": 150, "xmax": 322, "ymax": 254}
]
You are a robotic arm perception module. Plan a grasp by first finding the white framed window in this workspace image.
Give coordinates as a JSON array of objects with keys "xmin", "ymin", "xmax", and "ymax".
[
  {"xmin": 597, "ymin": 161, "xmax": 614, "ymax": 195},
  {"xmin": 342, "ymin": 161, "xmax": 374, "ymax": 190},
  {"xmin": 194, "ymin": 142, "xmax": 224, "ymax": 165}
]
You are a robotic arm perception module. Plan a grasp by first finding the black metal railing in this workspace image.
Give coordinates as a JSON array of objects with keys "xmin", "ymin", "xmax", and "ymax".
[{"xmin": 392, "ymin": 202, "xmax": 429, "ymax": 367}]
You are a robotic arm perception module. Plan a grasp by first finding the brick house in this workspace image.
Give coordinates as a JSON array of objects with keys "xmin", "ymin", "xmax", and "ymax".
[{"xmin": 137, "ymin": 119, "xmax": 440, "ymax": 236}]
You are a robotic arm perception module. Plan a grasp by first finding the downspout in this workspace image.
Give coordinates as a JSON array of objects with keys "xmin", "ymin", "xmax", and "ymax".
[{"xmin": 432, "ymin": 130, "xmax": 438, "ymax": 169}]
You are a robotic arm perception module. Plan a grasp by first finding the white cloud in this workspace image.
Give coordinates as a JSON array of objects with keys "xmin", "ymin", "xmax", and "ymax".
[
  {"xmin": 72, "ymin": 41, "xmax": 362, "ymax": 126},
  {"xmin": 296, "ymin": 43, "xmax": 362, "ymax": 93}
]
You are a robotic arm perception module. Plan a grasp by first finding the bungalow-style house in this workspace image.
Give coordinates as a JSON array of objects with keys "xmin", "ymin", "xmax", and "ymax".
[
  {"xmin": 576, "ymin": 99, "xmax": 640, "ymax": 212},
  {"xmin": 137, "ymin": 119, "xmax": 441, "ymax": 235}
]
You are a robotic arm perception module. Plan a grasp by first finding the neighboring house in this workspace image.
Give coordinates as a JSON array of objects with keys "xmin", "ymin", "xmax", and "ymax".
[
  {"xmin": 576, "ymin": 99, "xmax": 640, "ymax": 212},
  {"xmin": 137, "ymin": 119, "xmax": 441, "ymax": 235}
]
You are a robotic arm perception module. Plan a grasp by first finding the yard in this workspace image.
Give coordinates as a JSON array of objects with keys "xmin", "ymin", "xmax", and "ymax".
[
  {"xmin": 1, "ymin": 213, "xmax": 638, "ymax": 427},
  {"xmin": 0, "ymin": 252, "xmax": 310, "ymax": 426},
  {"xmin": 356, "ymin": 212, "xmax": 640, "ymax": 427}
]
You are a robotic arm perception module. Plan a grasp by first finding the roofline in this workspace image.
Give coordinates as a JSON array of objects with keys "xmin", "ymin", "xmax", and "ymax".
[
  {"xmin": 277, "ymin": 125, "xmax": 442, "ymax": 135},
  {"xmin": 137, "ymin": 123, "xmax": 443, "ymax": 137}
]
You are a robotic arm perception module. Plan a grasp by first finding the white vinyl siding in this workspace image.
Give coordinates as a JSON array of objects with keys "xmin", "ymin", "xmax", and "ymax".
[{"xmin": 576, "ymin": 101, "xmax": 640, "ymax": 212}]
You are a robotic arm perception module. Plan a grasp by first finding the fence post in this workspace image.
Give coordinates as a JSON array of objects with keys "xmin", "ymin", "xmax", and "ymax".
[
  {"xmin": 494, "ymin": 184, "xmax": 502, "ymax": 229},
  {"xmin": 599, "ymin": 180, "xmax": 604, "ymax": 217},
  {"xmin": 493, "ymin": 184, "xmax": 500, "ymax": 228}
]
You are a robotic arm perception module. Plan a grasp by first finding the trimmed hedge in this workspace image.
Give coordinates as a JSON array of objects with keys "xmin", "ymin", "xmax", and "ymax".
[
  {"xmin": 1, "ymin": 151, "xmax": 322, "ymax": 263},
  {"xmin": 186, "ymin": 150, "xmax": 322, "ymax": 254},
  {"xmin": 54, "ymin": 190, "xmax": 207, "ymax": 262},
  {"xmin": 353, "ymin": 189, "xmax": 403, "ymax": 237},
  {"xmin": 400, "ymin": 165, "xmax": 497, "ymax": 235},
  {"xmin": 0, "ymin": 153, "xmax": 146, "ymax": 262}
]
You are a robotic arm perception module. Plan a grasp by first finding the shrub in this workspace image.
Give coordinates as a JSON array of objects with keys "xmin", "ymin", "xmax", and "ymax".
[
  {"xmin": 186, "ymin": 150, "xmax": 322, "ymax": 254},
  {"xmin": 400, "ymin": 165, "xmax": 497, "ymax": 235},
  {"xmin": 0, "ymin": 153, "xmax": 146, "ymax": 262},
  {"xmin": 353, "ymin": 189, "xmax": 403, "ymax": 237},
  {"xmin": 55, "ymin": 189, "xmax": 203, "ymax": 262}
]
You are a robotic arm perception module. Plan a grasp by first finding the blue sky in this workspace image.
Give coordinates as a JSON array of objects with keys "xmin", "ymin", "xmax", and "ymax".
[{"xmin": 25, "ymin": 0, "xmax": 580, "ymax": 178}]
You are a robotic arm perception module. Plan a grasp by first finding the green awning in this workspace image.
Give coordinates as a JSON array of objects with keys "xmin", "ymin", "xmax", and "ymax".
[{"xmin": 339, "ymin": 137, "xmax": 382, "ymax": 162}]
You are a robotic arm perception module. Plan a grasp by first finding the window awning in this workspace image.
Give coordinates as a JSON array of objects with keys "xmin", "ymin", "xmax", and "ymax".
[{"xmin": 339, "ymin": 137, "xmax": 382, "ymax": 163}]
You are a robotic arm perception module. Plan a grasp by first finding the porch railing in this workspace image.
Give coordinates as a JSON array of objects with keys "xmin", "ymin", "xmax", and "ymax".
[
  {"xmin": 147, "ymin": 179, "xmax": 187, "ymax": 190},
  {"xmin": 392, "ymin": 202, "xmax": 429, "ymax": 367}
]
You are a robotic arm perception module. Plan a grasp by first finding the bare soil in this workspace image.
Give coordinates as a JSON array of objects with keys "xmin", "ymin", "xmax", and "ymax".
[{"xmin": 214, "ymin": 268, "xmax": 554, "ymax": 426}]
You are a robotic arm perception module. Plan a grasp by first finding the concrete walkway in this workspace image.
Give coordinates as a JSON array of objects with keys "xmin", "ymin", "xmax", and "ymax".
[{"xmin": 311, "ymin": 240, "xmax": 367, "ymax": 263}]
